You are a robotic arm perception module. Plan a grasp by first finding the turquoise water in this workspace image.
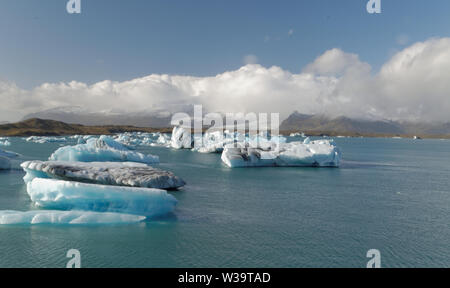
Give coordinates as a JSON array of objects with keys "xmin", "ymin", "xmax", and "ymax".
[{"xmin": 0, "ymin": 137, "xmax": 449, "ymax": 268}]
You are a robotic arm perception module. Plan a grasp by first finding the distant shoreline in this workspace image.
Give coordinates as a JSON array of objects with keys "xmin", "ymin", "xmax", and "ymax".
[
  {"xmin": 281, "ymin": 130, "xmax": 450, "ymax": 140},
  {"xmin": 1, "ymin": 118, "xmax": 449, "ymax": 139},
  {"xmin": 0, "ymin": 118, "xmax": 172, "ymax": 137}
]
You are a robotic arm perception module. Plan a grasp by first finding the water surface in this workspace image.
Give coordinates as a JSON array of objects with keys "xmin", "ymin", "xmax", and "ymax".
[{"xmin": 0, "ymin": 137, "xmax": 449, "ymax": 267}]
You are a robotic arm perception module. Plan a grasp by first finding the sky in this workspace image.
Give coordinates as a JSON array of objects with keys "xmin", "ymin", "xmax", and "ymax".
[{"xmin": 1, "ymin": 0, "xmax": 450, "ymax": 122}]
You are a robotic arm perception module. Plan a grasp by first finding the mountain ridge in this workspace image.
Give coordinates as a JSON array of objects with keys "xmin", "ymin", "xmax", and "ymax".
[
  {"xmin": 0, "ymin": 118, "xmax": 172, "ymax": 137},
  {"xmin": 280, "ymin": 112, "xmax": 450, "ymax": 137},
  {"xmin": 9, "ymin": 109, "xmax": 450, "ymax": 138}
]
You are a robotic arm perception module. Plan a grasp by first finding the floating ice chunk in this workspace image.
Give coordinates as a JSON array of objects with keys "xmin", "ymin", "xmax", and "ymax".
[
  {"xmin": 192, "ymin": 131, "xmax": 233, "ymax": 153},
  {"xmin": 21, "ymin": 160, "xmax": 186, "ymax": 189},
  {"xmin": 190, "ymin": 131, "xmax": 287, "ymax": 154},
  {"xmin": 155, "ymin": 134, "xmax": 171, "ymax": 146},
  {"xmin": 221, "ymin": 140, "xmax": 341, "ymax": 168},
  {"xmin": 27, "ymin": 178, "xmax": 177, "ymax": 217},
  {"xmin": 246, "ymin": 135, "xmax": 287, "ymax": 151},
  {"xmin": 171, "ymin": 126, "xmax": 193, "ymax": 149},
  {"xmin": 157, "ymin": 134, "xmax": 169, "ymax": 143},
  {"xmin": 290, "ymin": 132, "xmax": 306, "ymax": 137},
  {"xmin": 0, "ymin": 139, "xmax": 11, "ymax": 146},
  {"xmin": 113, "ymin": 132, "xmax": 170, "ymax": 147},
  {"xmin": 95, "ymin": 135, "xmax": 131, "ymax": 151},
  {"xmin": 0, "ymin": 210, "xmax": 145, "ymax": 225},
  {"xmin": 49, "ymin": 135, "xmax": 159, "ymax": 164},
  {"xmin": 26, "ymin": 136, "xmax": 68, "ymax": 144},
  {"xmin": 114, "ymin": 134, "xmax": 133, "ymax": 145},
  {"xmin": 114, "ymin": 133, "xmax": 147, "ymax": 147},
  {"xmin": 0, "ymin": 156, "xmax": 11, "ymax": 170}
]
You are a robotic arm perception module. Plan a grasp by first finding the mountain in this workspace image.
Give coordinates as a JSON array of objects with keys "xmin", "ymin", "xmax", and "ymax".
[
  {"xmin": 15, "ymin": 109, "xmax": 450, "ymax": 138},
  {"xmin": 280, "ymin": 112, "xmax": 450, "ymax": 137},
  {"xmin": 281, "ymin": 112, "xmax": 403, "ymax": 135},
  {"xmin": 0, "ymin": 118, "xmax": 171, "ymax": 137},
  {"xmin": 22, "ymin": 106, "xmax": 173, "ymax": 128}
]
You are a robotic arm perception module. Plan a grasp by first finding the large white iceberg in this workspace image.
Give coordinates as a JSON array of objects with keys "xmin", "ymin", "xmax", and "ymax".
[
  {"xmin": 245, "ymin": 135, "xmax": 287, "ymax": 150},
  {"xmin": 0, "ymin": 210, "xmax": 145, "ymax": 225},
  {"xmin": 49, "ymin": 135, "xmax": 159, "ymax": 164},
  {"xmin": 21, "ymin": 160, "xmax": 186, "ymax": 190},
  {"xmin": 221, "ymin": 138, "xmax": 341, "ymax": 168},
  {"xmin": 27, "ymin": 178, "xmax": 177, "ymax": 217},
  {"xmin": 189, "ymin": 130, "xmax": 287, "ymax": 154}
]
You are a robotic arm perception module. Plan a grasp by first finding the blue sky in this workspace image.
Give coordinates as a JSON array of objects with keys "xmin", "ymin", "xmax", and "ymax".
[{"xmin": 0, "ymin": 0, "xmax": 449, "ymax": 89}]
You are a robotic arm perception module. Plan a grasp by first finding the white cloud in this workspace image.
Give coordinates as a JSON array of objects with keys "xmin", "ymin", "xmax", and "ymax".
[
  {"xmin": 376, "ymin": 38, "xmax": 450, "ymax": 121},
  {"xmin": 303, "ymin": 48, "xmax": 371, "ymax": 76},
  {"xmin": 288, "ymin": 29, "xmax": 294, "ymax": 36},
  {"xmin": 1, "ymin": 38, "xmax": 450, "ymax": 122}
]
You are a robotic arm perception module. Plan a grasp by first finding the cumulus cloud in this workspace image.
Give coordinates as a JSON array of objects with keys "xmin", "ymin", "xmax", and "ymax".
[
  {"xmin": 1, "ymin": 38, "xmax": 450, "ymax": 122},
  {"xmin": 303, "ymin": 48, "xmax": 371, "ymax": 76}
]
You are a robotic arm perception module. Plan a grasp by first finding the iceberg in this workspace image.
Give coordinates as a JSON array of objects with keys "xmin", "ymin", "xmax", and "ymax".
[
  {"xmin": 171, "ymin": 126, "xmax": 193, "ymax": 149},
  {"xmin": 21, "ymin": 160, "xmax": 186, "ymax": 190},
  {"xmin": 115, "ymin": 132, "xmax": 148, "ymax": 147},
  {"xmin": 289, "ymin": 132, "xmax": 305, "ymax": 137},
  {"xmin": 246, "ymin": 135, "xmax": 287, "ymax": 150},
  {"xmin": 26, "ymin": 178, "xmax": 177, "ymax": 217},
  {"xmin": 49, "ymin": 135, "xmax": 159, "ymax": 164},
  {"xmin": 26, "ymin": 136, "xmax": 68, "ymax": 144},
  {"xmin": 221, "ymin": 138, "xmax": 341, "ymax": 168},
  {"xmin": 192, "ymin": 131, "xmax": 234, "ymax": 153},
  {"xmin": 112, "ymin": 132, "xmax": 171, "ymax": 148},
  {"xmin": 153, "ymin": 133, "xmax": 171, "ymax": 146},
  {"xmin": 114, "ymin": 133, "xmax": 136, "ymax": 146},
  {"xmin": 69, "ymin": 135, "xmax": 96, "ymax": 143},
  {"xmin": 0, "ymin": 139, "xmax": 11, "ymax": 146},
  {"xmin": 0, "ymin": 210, "xmax": 145, "ymax": 225},
  {"xmin": 191, "ymin": 131, "xmax": 287, "ymax": 154}
]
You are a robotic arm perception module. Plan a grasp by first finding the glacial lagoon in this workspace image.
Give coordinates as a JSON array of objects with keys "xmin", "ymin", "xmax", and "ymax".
[{"xmin": 0, "ymin": 136, "xmax": 449, "ymax": 267}]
